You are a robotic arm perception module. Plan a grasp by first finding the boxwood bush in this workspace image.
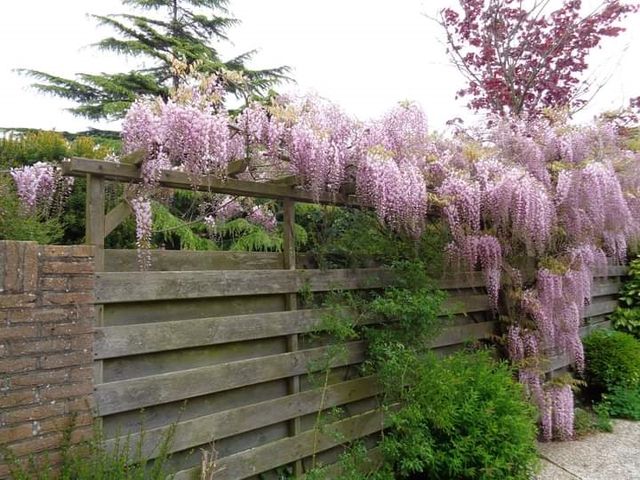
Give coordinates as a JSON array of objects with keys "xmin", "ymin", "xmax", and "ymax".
[{"xmin": 583, "ymin": 330, "xmax": 640, "ymax": 394}]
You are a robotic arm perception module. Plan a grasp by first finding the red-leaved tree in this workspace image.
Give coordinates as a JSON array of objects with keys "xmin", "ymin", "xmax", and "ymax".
[{"xmin": 439, "ymin": 0, "xmax": 638, "ymax": 116}]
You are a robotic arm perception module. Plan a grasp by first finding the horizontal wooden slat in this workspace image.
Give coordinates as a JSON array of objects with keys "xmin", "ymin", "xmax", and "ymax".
[
  {"xmin": 443, "ymin": 293, "xmax": 490, "ymax": 314},
  {"xmin": 95, "ymin": 309, "xmax": 326, "ymax": 359},
  {"xmin": 96, "ymin": 342, "xmax": 366, "ymax": 415},
  {"xmin": 437, "ymin": 271, "xmax": 486, "ymax": 289},
  {"xmin": 593, "ymin": 266, "xmax": 627, "ymax": 277},
  {"xmin": 585, "ymin": 300, "xmax": 618, "ymax": 317},
  {"xmin": 107, "ymin": 376, "xmax": 380, "ymax": 460},
  {"xmin": 96, "ymin": 308, "xmax": 495, "ymax": 359},
  {"xmin": 62, "ymin": 157, "xmax": 359, "ymax": 206},
  {"xmin": 104, "ymin": 249, "xmax": 285, "ymax": 272},
  {"xmin": 430, "ymin": 321, "xmax": 495, "ymax": 348},
  {"xmin": 591, "ymin": 280, "xmax": 622, "ymax": 297},
  {"xmin": 172, "ymin": 408, "xmax": 388, "ymax": 480},
  {"xmin": 95, "ymin": 268, "xmax": 392, "ymax": 303}
]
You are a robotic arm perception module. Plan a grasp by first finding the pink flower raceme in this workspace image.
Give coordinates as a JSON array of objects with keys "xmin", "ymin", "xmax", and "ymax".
[
  {"xmin": 10, "ymin": 162, "xmax": 74, "ymax": 216},
  {"xmin": 356, "ymin": 153, "xmax": 427, "ymax": 239},
  {"xmin": 130, "ymin": 197, "xmax": 153, "ymax": 270},
  {"xmin": 246, "ymin": 205, "xmax": 277, "ymax": 232}
]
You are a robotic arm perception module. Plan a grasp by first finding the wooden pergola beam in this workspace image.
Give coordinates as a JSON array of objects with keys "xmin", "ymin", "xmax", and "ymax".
[{"xmin": 61, "ymin": 157, "xmax": 359, "ymax": 206}]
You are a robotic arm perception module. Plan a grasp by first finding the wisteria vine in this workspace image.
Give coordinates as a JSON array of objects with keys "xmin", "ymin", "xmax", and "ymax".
[
  {"xmin": 12, "ymin": 71, "xmax": 640, "ymax": 442},
  {"xmin": 117, "ymin": 79, "xmax": 640, "ymax": 440}
]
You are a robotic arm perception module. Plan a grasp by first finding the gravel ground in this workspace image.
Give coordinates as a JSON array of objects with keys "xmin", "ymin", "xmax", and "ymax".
[{"xmin": 537, "ymin": 420, "xmax": 640, "ymax": 480}]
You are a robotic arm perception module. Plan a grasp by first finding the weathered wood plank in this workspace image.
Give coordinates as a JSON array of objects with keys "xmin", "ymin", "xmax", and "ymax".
[
  {"xmin": 437, "ymin": 271, "xmax": 486, "ymax": 289},
  {"xmin": 593, "ymin": 266, "xmax": 628, "ymax": 277},
  {"xmin": 85, "ymin": 174, "xmax": 105, "ymax": 270},
  {"xmin": 104, "ymin": 201, "xmax": 132, "ymax": 237},
  {"xmin": 95, "ymin": 309, "xmax": 326, "ymax": 359},
  {"xmin": 443, "ymin": 293, "xmax": 490, "ymax": 314},
  {"xmin": 95, "ymin": 342, "xmax": 366, "ymax": 415},
  {"xmin": 95, "ymin": 269, "xmax": 392, "ymax": 303},
  {"xmin": 103, "ymin": 294, "xmax": 285, "ymax": 326},
  {"xmin": 430, "ymin": 321, "xmax": 495, "ymax": 348},
  {"xmin": 591, "ymin": 280, "xmax": 622, "ymax": 297},
  {"xmin": 104, "ymin": 250, "xmax": 285, "ymax": 272},
  {"xmin": 106, "ymin": 376, "xmax": 380, "ymax": 460},
  {"xmin": 62, "ymin": 157, "xmax": 359, "ymax": 206},
  {"xmin": 281, "ymin": 198, "xmax": 302, "ymax": 476},
  {"xmin": 96, "ymin": 310, "xmax": 496, "ymax": 359},
  {"xmin": 585, "ymin": 300, "xmax": 618, "ymax": 318},
  {"xmin": 171, "ymin": 408, "xmax": 387, "ymax": 480}
]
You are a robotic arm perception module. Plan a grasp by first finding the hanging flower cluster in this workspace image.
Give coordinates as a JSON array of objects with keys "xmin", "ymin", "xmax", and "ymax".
[
  {"xmin": 117, "ymin": 75, "xmax": 640, "ymax": 440},
  {"xmin": 431, "ymin": 117, "xmax": 640, "ymax": 440},
  {"xmin": 130, "ymin": 196, "xmax": 153, "ymax": 270},
  {"xmin": 10, "ymin": 162, "xmax": 74, "ymax": 217}
]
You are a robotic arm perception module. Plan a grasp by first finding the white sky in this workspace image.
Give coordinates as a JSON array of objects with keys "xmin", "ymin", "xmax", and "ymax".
[{"xmin": 0, "ymin": 0, "xmax": 638, "ymax": 133}]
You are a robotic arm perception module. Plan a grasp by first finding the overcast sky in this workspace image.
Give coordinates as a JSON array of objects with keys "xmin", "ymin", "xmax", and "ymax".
[{"xmin": 0, "ymin": 0, "xmax": 638, "ymax": 133}]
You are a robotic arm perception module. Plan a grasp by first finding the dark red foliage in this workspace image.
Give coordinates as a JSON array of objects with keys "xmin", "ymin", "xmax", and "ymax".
[{"xmin": 440, "ymin": 0, "xmax": 638, "ymax": 116}]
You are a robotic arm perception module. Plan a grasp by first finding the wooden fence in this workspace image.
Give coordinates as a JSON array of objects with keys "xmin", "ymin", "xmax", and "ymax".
[
  {"xmin": 61, "ymin": 157, "xmax": 625, "ymax": 479},
  {"xmin": 91, "ymin": 249, "xmax": 624, "ymax": 479}
]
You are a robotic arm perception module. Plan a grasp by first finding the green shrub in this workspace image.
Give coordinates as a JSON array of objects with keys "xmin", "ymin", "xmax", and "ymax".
[
  {"xmin": 380, "ymin": 350, "xmax": 539, "ymax": 480},
  {"xmin": 611, "ymin": 257, "xmax": 640, "ymax": 339},
  {"xmin": 583, "ymin": 330, "xmax": 640, "ymax": 394},
  {"xmin": 573, "ymin": 406, "xmax": 613, "ymax": 436},
  {"xmin": 611, "ymin": 307, "xmax": 640, "ymax": 340},
  {"xmin": 601, "ymin": 386, "xmax": 640, "ymax": 420}
]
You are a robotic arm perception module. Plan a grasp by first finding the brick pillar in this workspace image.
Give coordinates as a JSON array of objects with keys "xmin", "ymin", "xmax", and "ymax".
[{"xmin": 0, "ymin": 242, "xmax": 96, "ymax": 478}]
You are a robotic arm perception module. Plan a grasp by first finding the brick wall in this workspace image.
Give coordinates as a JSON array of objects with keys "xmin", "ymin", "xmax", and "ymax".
[{"xmin": 0, "ymin": 242, "xmax": 95, "ymax": 478}]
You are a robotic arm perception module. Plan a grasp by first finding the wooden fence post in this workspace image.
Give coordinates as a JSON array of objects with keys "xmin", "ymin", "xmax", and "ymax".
[
  {"xmin": 282, "ymin": 198, "xmax": 303, "ymax": 476},
  {"xmin": 85, "ymin": 174, "xmax": 105, "ymax": 271},
  {"xmin": 85, "ymin": 173, "xmax": 105, "ymax": 425}
]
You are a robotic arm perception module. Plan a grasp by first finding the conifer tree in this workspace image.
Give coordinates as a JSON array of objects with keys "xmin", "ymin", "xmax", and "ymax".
[{"xmin": 20, "ymin": 0, "xmax": 288, "ymax": 120}]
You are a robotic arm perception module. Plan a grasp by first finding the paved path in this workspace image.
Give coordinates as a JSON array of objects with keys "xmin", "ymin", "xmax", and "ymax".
[{"xmin": 537, "ymin": 420, "xmax": 640, "ymax": 480}]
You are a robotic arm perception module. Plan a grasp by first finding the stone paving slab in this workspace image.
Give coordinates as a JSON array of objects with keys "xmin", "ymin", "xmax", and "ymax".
[{"xmin": 537, "ymin": 420, "xmax": 640, "ymax": 480}]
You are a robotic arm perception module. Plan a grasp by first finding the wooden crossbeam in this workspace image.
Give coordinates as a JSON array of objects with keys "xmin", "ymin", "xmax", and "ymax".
[{"xmin": 61, "ymin": 157, "xmax": 359, "ymax": 206}]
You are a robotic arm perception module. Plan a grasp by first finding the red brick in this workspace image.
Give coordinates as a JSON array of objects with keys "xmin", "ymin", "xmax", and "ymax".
[
  {"xmin": 39, "ymin": 413, "xmax": 92, "ymax": 434},
  {"xmin": 41, "ymin": 261, "xmax": 93, "ymax": 275},
  {"xmin": 0, "ymin": 389, "xmax": 35, "ymax": 408},
  {"xmin": 68, "ymin": 366, "xmax": 93, "ymax": 383},
  {"xmin": 2, "ymin": 403, "xmax": 66, "ymax": 424},
  {"xmin": 69, "ymin": 334, "xmax": 93, "ymax": 352},
  {"xmin": 39, "ymin": 383, "xmax": 93, "ymax": 402},
  {"xmin": 65, "ymin": 397, "xmax": 94, "ymax": 414},
  {"xmin": 2, "ymin": 241, "xmax": 21, "ymax": 293},
  {"xmin": 32, "ymin": 307, "xmax": 77, "ymax": 323},
  {"xmin": 2, "ymin": 449, "xmax": 64, "ymax": 476},
  {"xmin": 0, "ymin": 324, "xmax": 38, "ymax": 340},
  {"xmin": 5, "ymin": 432, "xmax": 63, "ymax": 457},
  {"xmin": 39, "ymin": 277, "xmax": 68, "ymax": 291},
  {"xmin": 0, "ymin": 294, "xmax": 36, "ymax": 309},
  {"xmin": 0, "ymin": 357, "xmax": 37, "ymax": 374},
  {"xmin": 0, "ymin": 422, "xmax": 36, "ymax": 445},
  {"xmin": 70, "ymin": 425, "xmax": 93, "ymax": 443},
  {"xmin": 40, "ymin": 352, "xmax": 91, "ymax": 370},
  {"xmin": 45, "ymin": 321, "xmax": 93, "ymax": 336},
  {"xmin": 67, "ymin": 276, "xmax": 95, "ymax": 292},
  {"xmin": 21, "ymin": 243, "xmax": 39, "ymax": 292},
  {"xmin": 9, "ymin": 338, "xmax": 70, "ymax": 356},
  {"xmin": 43, "ymin": 245, "xmax": 94, "ymax": 258},
  {"xmin": 41, "ymin": 293, "xmax": 94, "ymax": 306},
  {"xmin": 9, "ymin": 369, "xmax": 70, "ymax": 388},
  {"xmin": 6, "ymin": 309, "xmax": 36, "ymax": 324}
]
